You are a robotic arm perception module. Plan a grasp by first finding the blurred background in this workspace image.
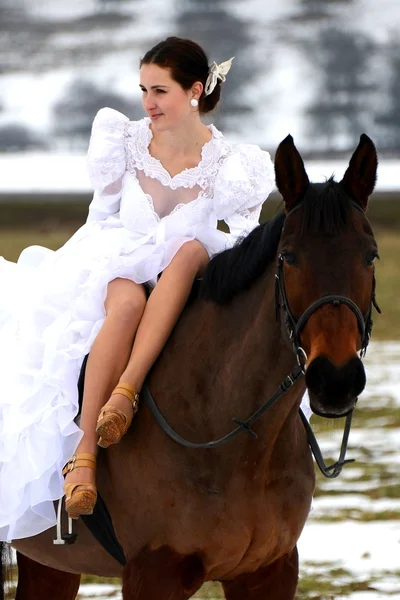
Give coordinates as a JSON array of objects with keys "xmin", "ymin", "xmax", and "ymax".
[
  {"xmin": 1, "ymin": 0, "xmax": 400, "ymax": 155},
  {"xmin": 1, "ymin": 1, "xmax": 400, "ymax": 599}
]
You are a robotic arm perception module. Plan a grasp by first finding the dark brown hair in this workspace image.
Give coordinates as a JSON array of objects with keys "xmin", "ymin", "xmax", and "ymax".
[{"xmin": 140, "ymin": 37, "xmax": 221, "ymax": 114}]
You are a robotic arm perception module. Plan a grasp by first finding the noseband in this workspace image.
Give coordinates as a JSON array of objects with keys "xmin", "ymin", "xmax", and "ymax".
[{"xmin": 274, "ymin": 202, "xmax": 381, "ymax": 363}]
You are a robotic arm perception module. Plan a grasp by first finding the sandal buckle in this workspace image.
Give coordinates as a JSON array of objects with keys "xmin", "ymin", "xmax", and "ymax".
[
  {"xmin": 66, "ymin": 454, "xmax": 77, "ymax": 473},
  {"xmin": 132, "ymin": 393, "xmax": 140, "ymax": 410}
]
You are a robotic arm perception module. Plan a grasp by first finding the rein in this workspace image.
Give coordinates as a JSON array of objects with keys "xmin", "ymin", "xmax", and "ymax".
[
  {"xmin": 142, "ymin": 369, "xmax": 354, "ymax": 478},
  {"xmin": 143, "ymin": 365, "xmax": 304, "ymax": 449},
  {"xmin": 143, "ymin": 201, "xmax": 380, "ymax": 479}
]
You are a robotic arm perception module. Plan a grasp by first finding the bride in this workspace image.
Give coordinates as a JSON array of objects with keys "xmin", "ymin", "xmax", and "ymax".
[{"xmin": 0, "ymin": 36, "xmax": 274, "ymax": 542}]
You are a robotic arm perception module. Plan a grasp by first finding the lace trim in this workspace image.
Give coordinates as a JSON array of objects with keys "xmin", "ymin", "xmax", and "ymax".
[
  {"xmin": 131, "ymin": 174, "xmax": 211, "ymax": 223},
  {"xmin": 125, "ymin": 118, "xmax": 231, "ymax": 194}
]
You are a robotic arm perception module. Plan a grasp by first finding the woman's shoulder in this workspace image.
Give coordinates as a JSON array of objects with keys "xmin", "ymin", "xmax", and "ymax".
[
  {"xmin": 88, "ymin": 109, "xmax": 150, "ymax": 170},
  {"xmin": 227, "ymin": 142, "xmax": 272, "ymax": 168},
  {"xmin": 216, "ymin": 138, "xmax": 274, "ymax": 184},
  {"xmin": 91, "ymin": 107, "xmax": 149, "ymax": 135},
  {"xmin": 212, "ymin": 135, "xmax": 275, "ymax": 218},
  {"xmin": 209, "ymin": 124, "xmax": 272, "ymax": 171}
]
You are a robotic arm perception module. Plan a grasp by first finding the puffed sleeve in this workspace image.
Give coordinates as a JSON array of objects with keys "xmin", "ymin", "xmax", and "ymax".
[
  {"xmin": 86, "ymin": 107, "xmax": 129, "ymax": 223},
  {"xmin": 213, "ymin": 144, "xmax": 275, "ymax": 245}
]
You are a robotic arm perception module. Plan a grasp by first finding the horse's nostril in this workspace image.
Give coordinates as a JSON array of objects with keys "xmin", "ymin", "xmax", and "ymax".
[{"xmin": 305, "ymin": 355, "xmax": 366, "ymax": 414}]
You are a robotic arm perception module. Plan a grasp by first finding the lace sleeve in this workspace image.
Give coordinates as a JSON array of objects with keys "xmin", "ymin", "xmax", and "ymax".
[
  {"xmin": 224, "ymin": 205, "xmax": 263, "ymax": 245},
  {"xmin": 86, "ymin": 107, "xmax": 129, "ymax": 223},
  {"xmin": 213, "ymin": 144, "xmax": 275, "ymax": 244}
]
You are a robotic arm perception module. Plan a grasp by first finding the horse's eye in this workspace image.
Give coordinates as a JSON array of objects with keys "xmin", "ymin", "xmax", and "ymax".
[
  {"xmin": 282, "ymin": 252, "xmax": 297, "ymax": 266},
  {"xmin": 366, "ymin": 252, "xmax": 379, "ymax": 267}
]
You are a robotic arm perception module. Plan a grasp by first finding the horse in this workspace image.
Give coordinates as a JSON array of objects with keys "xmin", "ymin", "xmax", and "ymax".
[{"xmin": 1, "ymin": 133, "xmax": 378, "ymax": 600}]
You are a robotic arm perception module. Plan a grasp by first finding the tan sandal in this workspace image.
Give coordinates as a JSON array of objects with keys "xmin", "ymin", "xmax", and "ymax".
[
  {"xmin": 62, "ymin": 453, "xmax": 97, "ymax": 519},
  {"xmin": 96, "ymin": 383, "xmax": 139, "ymax": 449}
]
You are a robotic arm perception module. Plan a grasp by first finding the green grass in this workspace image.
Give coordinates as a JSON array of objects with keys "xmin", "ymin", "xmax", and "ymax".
[
  {"xmin": 0, "ymin": 227, "xmax": 77, "ymax": 259},
  {"xmin": 1, "ymin": 221, "xmax": 398, "ymax": 340},
  {"xmin": 370, "ymin": 229, "xmax": 399, "ymax": 339}
]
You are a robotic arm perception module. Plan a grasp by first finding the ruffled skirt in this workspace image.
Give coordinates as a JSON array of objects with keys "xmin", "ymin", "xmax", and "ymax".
[{"xmin": 0, "ymin": 217, "xmax": 221, "ymax": 542}]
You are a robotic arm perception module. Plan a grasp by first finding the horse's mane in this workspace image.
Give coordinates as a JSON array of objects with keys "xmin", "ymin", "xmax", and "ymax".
[{"xmin": 201, "ymin": 178, "xmax": 355, "ymax": 304}]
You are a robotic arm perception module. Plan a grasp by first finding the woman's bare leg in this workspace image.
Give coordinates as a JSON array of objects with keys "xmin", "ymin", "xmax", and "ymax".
[
  {"xmin": 64, "ymin": 279, "xmax": 147, "ymax": 490},
  {"xmin": 103, "ymin": 241, "xmax": 209, "ymax": 417}
]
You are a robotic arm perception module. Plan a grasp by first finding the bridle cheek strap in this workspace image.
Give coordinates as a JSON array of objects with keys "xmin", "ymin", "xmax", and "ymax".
[{"xmin": 275, "ymin": 255, "xmax": 377, "ymax": 359}]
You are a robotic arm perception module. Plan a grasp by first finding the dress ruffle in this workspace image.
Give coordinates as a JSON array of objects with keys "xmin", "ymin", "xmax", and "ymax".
[{"xmin": 0, "ymin": 222, "xmax": 200, "ymax": 542}]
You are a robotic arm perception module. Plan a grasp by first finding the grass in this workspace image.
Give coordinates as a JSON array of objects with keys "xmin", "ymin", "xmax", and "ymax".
[
  {"xmin": 370, "ymin": 229, "xmax": 399, "ymax": 339},
  {"xmin": 0, "ymin": 221, "xmax": 398, "ymax": 340}
]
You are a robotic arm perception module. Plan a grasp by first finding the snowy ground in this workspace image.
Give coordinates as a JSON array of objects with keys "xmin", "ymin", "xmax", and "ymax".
[{"xmin": 0, "ymin": 152, "xmax": 397, "ymax": 195}]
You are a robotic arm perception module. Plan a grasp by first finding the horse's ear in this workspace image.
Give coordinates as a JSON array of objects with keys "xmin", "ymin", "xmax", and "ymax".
[
  {"xmin": 340, "ymin": 134, "xmax": 378, "ymax": 210},
  {"xmin": 274, "ymin": 135, "xmax": 310, "ymax": 213}
]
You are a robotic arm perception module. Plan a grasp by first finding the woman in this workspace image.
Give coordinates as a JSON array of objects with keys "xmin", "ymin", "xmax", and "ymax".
[{"xmin": 0, "ymin": 36, "xmax": 274, "ymax": 542}]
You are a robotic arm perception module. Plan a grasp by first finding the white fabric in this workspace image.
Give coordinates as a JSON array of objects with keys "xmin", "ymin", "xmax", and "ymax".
[{"xmin": 0, "ymin": 107, "xmax": 274, "ymax": 542}]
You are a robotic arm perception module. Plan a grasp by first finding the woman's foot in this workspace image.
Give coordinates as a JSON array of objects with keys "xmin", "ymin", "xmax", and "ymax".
[
  {"xmin": 63, "ymin": 453, "xmax": 97, "ymax": 519},
  {"xmin": 96, "ymin": 383, "xmax": 140, "ymax": 448}
]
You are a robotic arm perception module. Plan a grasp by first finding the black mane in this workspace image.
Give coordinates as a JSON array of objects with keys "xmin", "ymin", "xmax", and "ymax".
[
  {"xmin": 201, "ymin": 211, "xmax": 285, "ymax": 304},
  {"xmin": 201, "ymin": 178, "xmax": 357, "ymax": 304}
]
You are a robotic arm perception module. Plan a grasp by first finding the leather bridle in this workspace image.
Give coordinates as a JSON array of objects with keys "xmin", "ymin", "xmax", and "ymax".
[{"xmin": 274, "ymin": 201, "xmax": 381, "ymax": 365}]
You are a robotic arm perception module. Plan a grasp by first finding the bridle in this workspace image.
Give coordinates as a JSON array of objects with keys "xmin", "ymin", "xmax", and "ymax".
[
  {"xmin": 274, "ymin": 201, "xmax": 381, "ymax": 364},
  {"xmin": 141, "ymin": 200, "xmax": 381, "ymax": 478}
]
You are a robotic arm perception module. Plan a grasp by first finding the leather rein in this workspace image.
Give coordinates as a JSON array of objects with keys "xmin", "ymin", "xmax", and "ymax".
[{"xmin": 142, "ymin": 202, "xmax": 381, "ymax": 479}]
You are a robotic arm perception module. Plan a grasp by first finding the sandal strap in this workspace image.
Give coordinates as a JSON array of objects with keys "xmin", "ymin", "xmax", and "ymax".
[
  {"xmin": 62, "ymin": 453, "xmax": 96, "ymax": 476},
  {"xmin": 112, "ymin": 382, "xmax": 140, "ymax": 409},
  {"xmin": 97, "ymin": 406, "xmax": 130, "ymax": 430}
]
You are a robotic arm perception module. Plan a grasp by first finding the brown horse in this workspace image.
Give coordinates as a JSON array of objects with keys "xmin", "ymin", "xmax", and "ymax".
[{"xmin": 1, "ymin": 133, "xmax": 378, "ymax": 600}]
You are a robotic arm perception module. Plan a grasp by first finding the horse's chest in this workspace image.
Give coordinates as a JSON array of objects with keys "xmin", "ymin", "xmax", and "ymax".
[{"xmin": 202, "ymin": 494, "xmax": 310, "ymax": 578}]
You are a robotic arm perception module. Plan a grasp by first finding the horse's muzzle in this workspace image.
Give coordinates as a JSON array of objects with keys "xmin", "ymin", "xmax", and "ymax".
[{"xmin": 305, "ymin": 355, "xmax": 366, "ymax": 418}]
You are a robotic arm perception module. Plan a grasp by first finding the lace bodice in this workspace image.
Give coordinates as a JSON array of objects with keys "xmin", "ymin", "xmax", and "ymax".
[
  {"xmin": 125, "ymin": 119, "xmax": 230, "ymax": 191},
  {"xmin": 123, "ymin": 118, "xmax": 231, "ymax": 220},
  {"xmin": 86, "ymin": 108, "xmax": 275, "ymax": 251}
]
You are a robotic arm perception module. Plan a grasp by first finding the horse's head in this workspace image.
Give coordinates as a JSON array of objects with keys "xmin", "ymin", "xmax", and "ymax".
[{"xmin": 275, "ymin": 134, "xmax": 379, "ymax": 418}]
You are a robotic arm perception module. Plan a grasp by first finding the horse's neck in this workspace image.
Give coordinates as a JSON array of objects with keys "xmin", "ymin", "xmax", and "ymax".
[{"xmin": 150, "ymin": 269, "xmax": 301, "ymax": 445}]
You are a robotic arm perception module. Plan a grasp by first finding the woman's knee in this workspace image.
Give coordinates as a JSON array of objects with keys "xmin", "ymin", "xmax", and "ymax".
[
  {"xmin": 105, "ymin": 279, "xmax": 147, "ymax": 322},
  {"xmin": 169, "ymin": 241, "xmax": 209, "ymax": 276}
]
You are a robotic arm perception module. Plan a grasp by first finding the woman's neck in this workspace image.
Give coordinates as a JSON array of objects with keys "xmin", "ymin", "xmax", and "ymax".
[{"xmin": 149, "ymin": 116, "xmax": 212, "ymax": 159}]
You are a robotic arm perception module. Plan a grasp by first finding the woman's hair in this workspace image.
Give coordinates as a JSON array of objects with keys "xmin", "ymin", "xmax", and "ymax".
[{"xmin": 140, "ymin": 37, "xmax": 221, "ymax": 114}]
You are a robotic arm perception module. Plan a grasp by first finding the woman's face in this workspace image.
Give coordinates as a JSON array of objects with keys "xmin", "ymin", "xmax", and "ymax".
[{"xmin": 139, "ymin": 64, "xmax": 195, "ymax": 131}]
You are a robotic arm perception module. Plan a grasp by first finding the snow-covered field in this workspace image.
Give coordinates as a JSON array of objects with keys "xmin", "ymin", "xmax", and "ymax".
[{"xmin": 0, "ymin": 153, "xmax": 397, "ymax": 195}]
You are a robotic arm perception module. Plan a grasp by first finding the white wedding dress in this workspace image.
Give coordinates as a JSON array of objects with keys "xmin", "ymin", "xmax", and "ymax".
[{"xmin": 0, "ymin": 108, "xmax": 275, "ymax": 542}]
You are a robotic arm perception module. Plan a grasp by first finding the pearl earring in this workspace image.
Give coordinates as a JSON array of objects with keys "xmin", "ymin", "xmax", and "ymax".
[{"xmin": 190, "ymin": 98, "xmax": 199, "ymax": 107}]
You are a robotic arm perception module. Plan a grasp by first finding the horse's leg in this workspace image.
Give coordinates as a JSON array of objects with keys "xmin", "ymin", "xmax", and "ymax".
[
  {"xmin": 15, "ymin": 552, "xmax": 81, "ymax": 600},
  {"xmin": 122, "ymin": 547, "xmax": 205, "ymax": 600},
  {"xmin": 222, "ymin": 547, "xmax": 299, "ymax": 600}
]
